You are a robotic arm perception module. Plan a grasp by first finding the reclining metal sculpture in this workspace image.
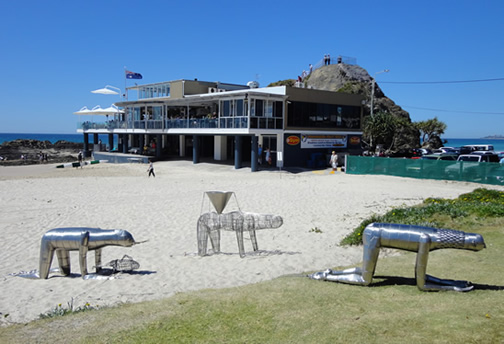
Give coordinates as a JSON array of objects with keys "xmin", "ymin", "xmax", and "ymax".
[
  {"xmin": 310, "ymin": 223, "xmax": 486, "ymax": 291},
  {"xmin": 197, "ymin": 191, "xmax": 283, "ymax": 257},
  {"xmin": 38, "ymin": 227, "xmax": 138, "ymax": 279}
]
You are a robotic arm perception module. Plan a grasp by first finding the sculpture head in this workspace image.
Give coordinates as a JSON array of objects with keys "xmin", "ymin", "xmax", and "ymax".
[
  {"xmin": 464, "ymin": 232, "xmax": 486, "ymax": 251},
  {"xmin": 115, "ymin": 230, "xmax": 136, "ymax": 247},
  {"xmin": 270, "ymin": 215, "xmax": 283, "ymax": 229}
]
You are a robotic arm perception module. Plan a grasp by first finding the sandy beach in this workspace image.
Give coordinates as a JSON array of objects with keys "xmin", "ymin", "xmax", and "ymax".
[{"xmin": 1, "ymin": 161, "xmax": 502, "ymax": 325}]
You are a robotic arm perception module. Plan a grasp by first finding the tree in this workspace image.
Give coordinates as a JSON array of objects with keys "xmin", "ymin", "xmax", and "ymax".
[
  {"xmin": 363, "ymin": 112, "xmax": 398, "ymax": 151},
  {"xmin": 363, "ymin": 111, "xmax": 419, "ymax": 154},
  {"xmin": 415, "ymin": 117, "xmax": 447, "ymax": 144}
]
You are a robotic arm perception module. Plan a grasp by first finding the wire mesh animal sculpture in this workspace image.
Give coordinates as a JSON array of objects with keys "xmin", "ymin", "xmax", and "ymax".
[
  {"xmin": 38, "ymin": 227, "xmax": 138, "ymax": 279},
  {"xmin": 197, "ymin": 211, "xmax": 283, "ymax": 257},
  {"xmin": 310, "ymin": 223, "xmax": 485, "ymax": 291},
  {"xmin": 197, "ymin": 191, "xmax": 283, "ymax": 258}
]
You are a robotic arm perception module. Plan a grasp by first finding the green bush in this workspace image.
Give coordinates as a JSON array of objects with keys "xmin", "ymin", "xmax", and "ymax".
[{"xmin": 340, "ymin": 188, "xmax": 504, "ymax": 246}]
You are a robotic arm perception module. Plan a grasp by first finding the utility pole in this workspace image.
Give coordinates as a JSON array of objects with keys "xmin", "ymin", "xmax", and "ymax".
[{"xmin": 370, "ymin": 69, "xmax": 389, "ymax": 117}]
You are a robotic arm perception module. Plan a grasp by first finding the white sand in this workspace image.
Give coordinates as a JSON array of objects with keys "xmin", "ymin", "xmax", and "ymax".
[{"xmin": 0, "ymin": 161, "xmax": 501, "ymax": 325}]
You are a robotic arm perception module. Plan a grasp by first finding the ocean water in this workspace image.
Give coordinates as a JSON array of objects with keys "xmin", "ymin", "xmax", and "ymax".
[{"xmin": 0, "ymin": 133, "xmax": 109, "ymax": 145}]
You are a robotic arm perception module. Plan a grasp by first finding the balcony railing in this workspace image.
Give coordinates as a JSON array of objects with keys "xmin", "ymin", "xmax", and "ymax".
[{"xmin": 79, "ymin": 116, "xmax": 282, "ymax": 131}]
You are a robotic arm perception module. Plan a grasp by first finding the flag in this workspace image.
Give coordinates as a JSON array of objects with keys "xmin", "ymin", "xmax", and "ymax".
[{"xmin": 125, "ymin": 70, "xmax": 143, "ymax": 79}]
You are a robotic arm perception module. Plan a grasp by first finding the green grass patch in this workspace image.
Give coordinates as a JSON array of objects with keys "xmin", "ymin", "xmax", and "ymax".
[{"xmin": 340, "ymin": 188, "xmax": 504, "ymax": 245}]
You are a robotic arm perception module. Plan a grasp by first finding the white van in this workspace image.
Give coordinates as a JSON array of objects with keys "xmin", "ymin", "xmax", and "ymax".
[
  {"xmin": 457, "ymin": 154, "xmax": 499, "ymax": 163},
  {"xmin": 462, "ymin": 144, "xmax": 494, "ymax": 152}
]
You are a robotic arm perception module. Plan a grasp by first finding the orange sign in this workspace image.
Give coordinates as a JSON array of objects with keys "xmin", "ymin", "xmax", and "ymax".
[
  {"xmin": 286, "ymin": 136, "xmax": 300, "ymax": 145},
  {"xmin": 349, "ymin": 136, "xmax": 361, "ymax": 145}
]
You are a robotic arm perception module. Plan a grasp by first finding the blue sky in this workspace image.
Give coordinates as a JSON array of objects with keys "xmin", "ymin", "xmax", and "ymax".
[{"xmin": 1, "ymin": 0, "xmax": 503, "ymax": 138}]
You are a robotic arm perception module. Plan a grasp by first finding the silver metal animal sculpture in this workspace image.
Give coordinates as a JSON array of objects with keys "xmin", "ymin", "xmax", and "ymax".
[
  {"xmin": 38, "ymin": 227, "xmax": 138, "ymax": 279},
  {"xmin": 197, "ymin": 191, "xmax": 283, "ymax": 257},
  {"xmin": 311, "ymin": 223, "xmax": 486, "ymax": 291}
]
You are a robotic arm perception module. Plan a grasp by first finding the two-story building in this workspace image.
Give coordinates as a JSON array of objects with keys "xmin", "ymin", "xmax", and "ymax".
[{"xmin": 76, "ymin": 78, "xmax": 365, "ymax": 171}]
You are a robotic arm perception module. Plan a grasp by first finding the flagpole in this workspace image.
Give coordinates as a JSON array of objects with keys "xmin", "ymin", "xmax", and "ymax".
[{"xmin": 124, "ymin": 66, "xmax": 127, "ymax": 100}]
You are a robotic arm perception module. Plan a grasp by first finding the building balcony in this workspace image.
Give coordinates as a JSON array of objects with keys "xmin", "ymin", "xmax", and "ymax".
[{"xmin": 78, "ymin": 116, "xmax": 283, "ymax": 132}]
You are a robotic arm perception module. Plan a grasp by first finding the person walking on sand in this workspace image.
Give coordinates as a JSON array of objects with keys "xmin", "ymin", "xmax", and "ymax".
[
  {"xmin": 147, "ymin": 160, "xmax": 155, "ymax": 177},
  {"xmin": 77, "ymin": 151, "xmax": 83, "ymax": 169},
  {"xmin": 258, "ymin": 144, "xmax": 263, "ymax": 165},
  {"xmin": 329, "ymin": 151, "xmax": 338, "ymax": 171}
]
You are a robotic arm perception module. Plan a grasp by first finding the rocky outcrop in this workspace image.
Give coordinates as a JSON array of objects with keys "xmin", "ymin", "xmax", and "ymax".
[
  {"xmin": 300, "ymin": 63, "xmax": 420, "ymax": 153},
  {"xmin": 0, "ymin": 139, "xmax": 82, "ymax": 166}
]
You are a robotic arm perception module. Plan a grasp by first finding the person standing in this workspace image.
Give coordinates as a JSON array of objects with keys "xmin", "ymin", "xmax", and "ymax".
[
  {"xmin": 147, "ymin": 160, "xmax": 155, "ymax": 177},
  {"xmin": 329, "ymin": 151, "xmax": 338, "ymax": 171},
  {"xmin": 78, "ymin": 151, "xmax": 83, "ymax": 168},
  {"xmin": 265, "ymin": 147, "xmax": 272, "ymax": 166},
  {"xmin": 258, "ymin": 144, "xmax": 263, "ymax": 165}
]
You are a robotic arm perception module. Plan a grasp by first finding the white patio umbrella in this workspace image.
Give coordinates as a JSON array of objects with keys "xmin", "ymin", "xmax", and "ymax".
[
  {"xmin": 73, "ymin": 106, "xmax": 94, "ymax": 115},
  {"xmin": 101, "ymin": 105, "xmax": 125, "ymax": 115},
  {"xmin": 74, "ymin": 105, "xmax": 123, "ymax": 116},
  {"xmin": 91, "ymin": 85, "xmax": 121, "ymax": 95}
]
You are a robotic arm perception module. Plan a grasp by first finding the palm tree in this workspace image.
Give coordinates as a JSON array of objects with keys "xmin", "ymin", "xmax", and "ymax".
[
  {"xmin": 415, "ymin": 117, "xmax": 447, "ymax": 144},
  {"xmin": 363, "ymin": 112, "xmax": 397, "ymax": 151}
]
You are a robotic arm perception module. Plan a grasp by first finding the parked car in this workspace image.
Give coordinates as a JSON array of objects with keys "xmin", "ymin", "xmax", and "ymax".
[
  {"xmin": 445, "ymin": 153, "xmax": 500, "ymax": 181},
  {"xmin": 457, "ymin": 153, "xmax": 499, "ymax": 163},
  {"xmin": 411, "ymin": 148, "xmax": 431, "ymax": 158},
  {"xmin": 421, "ymin": 153, "xmax": 458, "ymax": 161},
  {"xmin": 462, "ymin": 144, "xmax": 495, "ymax": 152},
  {"xmin": 485, "ymin": 165, "xmax": 504, "ymax": 184}
]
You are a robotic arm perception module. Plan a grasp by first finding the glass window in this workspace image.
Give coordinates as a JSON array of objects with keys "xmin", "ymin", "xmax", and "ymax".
[
  {"xmin": 287, "ymin": 101, "xmax": 361, "ymax": 129},
  {"xmin": 133, "ymin": 107, "xmax": 141, "ymax": 121},
  {"xmin": 236, "ymin": 99, "xmax": 243, "ymax": 117},
  {"xmin": 256, "ymin": 100, "xmax": 264, "ymax": 117},
  {"xmin": 274, "ymin": 101, "xmax": 283, "ymax": 118},
  {"xmin": 266, "ymin": 101, "xmax": 273, "ymax": 118},
  {"xmin": 223, "ymin": 100, "xmax": 230, "ymax": 117},
  {"xmin": 152, "ymin": 106, "xmax": 162, "ymax": 120}
]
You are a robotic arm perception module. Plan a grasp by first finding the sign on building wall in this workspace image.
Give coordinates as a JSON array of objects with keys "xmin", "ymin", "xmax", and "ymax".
[{"xmin": 300, "ymin": 134, "xmax": 347, "ymax": 148}]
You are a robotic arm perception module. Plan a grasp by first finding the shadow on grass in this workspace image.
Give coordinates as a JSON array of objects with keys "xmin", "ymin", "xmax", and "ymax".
[{"xmin": 371, "ymin": 275, "xmax": 504, "ymax": 290}]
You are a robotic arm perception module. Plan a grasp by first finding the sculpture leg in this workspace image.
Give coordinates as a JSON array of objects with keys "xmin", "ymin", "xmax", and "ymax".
[
  {"xmin": 79, "ymin": 231, "xmax": 90, "ymax": 278},
  {"xmin": 311, "ymin": 227, "xmax": 380, "ymax": 285},
  {"xmin": 415, "ymin": 234, "xmax": 430, "ymax": 290},
  {"xmin": 249, "ymin": 229, "xmax": 259, "ymax": 251},
  {"xmin": 208, "ymin": 229, "xmax": 221, "ymax": 254},
  {"xmin": 39, "ymin": 245, "xmax": 55, "ymax": 279},
  {"xmin": 197, "ymin": 222, "xmax": 209, "ymax": 256},
  {"xmin": 95, "ymin": 248, "xmax": 102, "ymax": 273},
  {"xmin": 416, "ymin": 234, "xmax": 473, "ymax": 292},
  {"xmin": 236, "ymin": 228, "xmax": 245, "ymax": 258},
  {"xmin": 56, "ymin": 249, "xmax": 71, "ymax": 276}
]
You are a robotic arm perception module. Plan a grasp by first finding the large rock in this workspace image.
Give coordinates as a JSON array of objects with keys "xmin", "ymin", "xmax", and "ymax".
[
  {"xmin": 0, "ymin": 139, "xmax": 82, "ymax": 165},
  {"xmin": 302, "ymin": 63, "xmax": 420, "ymax": 152}
]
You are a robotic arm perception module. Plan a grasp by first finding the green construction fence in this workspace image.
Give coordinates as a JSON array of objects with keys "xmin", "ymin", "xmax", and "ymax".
[{"xmin": 346, "ymin": 156, "xmax": 504, "ymax": 186}]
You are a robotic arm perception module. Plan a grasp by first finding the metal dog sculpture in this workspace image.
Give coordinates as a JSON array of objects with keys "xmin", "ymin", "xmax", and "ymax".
[
  {"xmin": 38, "ymin": 227, "xmax": 137, "ymax": 279},
  {"xmin": 197, "ymin": 211, "xmax": 283, "ymax": 258},
  {"xmin": 311, "ymin": 223, "xmax": 486, "ymax": 291}
]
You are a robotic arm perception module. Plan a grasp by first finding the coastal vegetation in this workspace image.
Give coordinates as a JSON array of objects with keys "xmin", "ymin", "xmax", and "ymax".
[
  {"xmin": 1, "ymin": 188, "xmax": 502, "ymax": 343},
  {"xmin": 341, "ymin": 187, "xmax": 504, "ymax": 246}
]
